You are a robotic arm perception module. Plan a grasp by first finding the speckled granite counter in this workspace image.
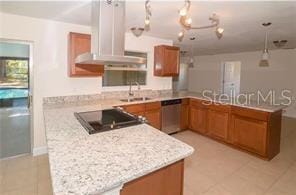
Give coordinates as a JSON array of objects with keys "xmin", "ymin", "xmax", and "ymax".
[
  {"xmin": 43, "ymin": 90, "xmax": 286, "ymax": 194},
  {"xmin": 44, "ymin": 91, "xmax": 286, "ymax": 113},
  {"xmin": 44, "ymin": 103, "xmax": 194, "ymax": 195}
]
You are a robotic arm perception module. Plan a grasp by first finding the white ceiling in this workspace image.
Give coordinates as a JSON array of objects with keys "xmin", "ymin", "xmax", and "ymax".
[{"xmin": 1, "ymin": 1, "xmax": 296, "ymax": 55}]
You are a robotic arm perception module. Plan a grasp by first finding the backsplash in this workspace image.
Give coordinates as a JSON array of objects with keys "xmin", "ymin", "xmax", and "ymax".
[{"xmin": 43, "ymin": 90, "xmax": 173, "ymax": 105}]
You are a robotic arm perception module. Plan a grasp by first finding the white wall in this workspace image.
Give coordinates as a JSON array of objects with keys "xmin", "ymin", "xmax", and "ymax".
[
  {"xmin": 187, "ymin": 49, "xmax": 296, "ymax": 117},
  {"xmin": 0, "ymin": 12, "xmax": 173, "ymax": 151}
]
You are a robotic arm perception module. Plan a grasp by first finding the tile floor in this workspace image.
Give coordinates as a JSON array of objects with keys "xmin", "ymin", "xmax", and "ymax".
[
  {"xmin": 0, "ymin": 117, "xmax": 295, "ymax": 195},
  {"xmin": 0, "ymin": 107, "xmax": 30, "ymax": 158},
  {"xmin": 0, "ymin": 154, "xmax": 52, "ymax": 195},
  {"xmin": 174, "ymin": 116, "xmax": 296, "ymax": 195}
]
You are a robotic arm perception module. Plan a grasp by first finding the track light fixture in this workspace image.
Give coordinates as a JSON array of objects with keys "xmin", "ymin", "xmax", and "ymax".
[
  {"xmin": 215, "ymin": 27, "xmax": 224, "ymax": 39},
  {"xmin": 144, "ymin": 0, "xmax": 151, "ymax": 31},
  {"xmin": 178, "ymin": 30, "xmax": 185, "ymax": 42},
  {"xmin": 179, "ymin": 0, "xmax": 191, "ymax": 16},
  {"xmin": 131, "ymin": 0, "xmax": 151, "ymax": 37},
  {"xmin": 177, "ymin": 0, "xmax": 224, "ymax": 41}
]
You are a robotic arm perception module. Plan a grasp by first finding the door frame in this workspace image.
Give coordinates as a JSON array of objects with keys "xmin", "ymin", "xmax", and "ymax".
[{"xmin": 0, "ymin": 38, "xmax": 34, "ymax": 156}]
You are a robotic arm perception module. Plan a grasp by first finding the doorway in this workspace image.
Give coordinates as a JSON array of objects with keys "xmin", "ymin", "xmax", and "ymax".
[
  {"xmin": 221, "ymin": 61, "xmax": 241, "ymax": 97},
  {"xmin": 0, "ymin": 40, "xmax": 32, "ymax": 159}
]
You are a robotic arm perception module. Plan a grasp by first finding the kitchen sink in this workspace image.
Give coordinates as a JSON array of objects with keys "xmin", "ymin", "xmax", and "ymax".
[{"xmin": 120, "ymin": 97, "xmax": 152, "ymax": 102}]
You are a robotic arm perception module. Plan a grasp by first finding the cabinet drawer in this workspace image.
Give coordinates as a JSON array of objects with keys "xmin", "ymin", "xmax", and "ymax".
[
  {"xmin": 145, "ymin": 102, "xmax": 161, "ymax": 111},
  {"xmin": 232, "ymin": 106, "xmax": 270, "ymax": 121}
]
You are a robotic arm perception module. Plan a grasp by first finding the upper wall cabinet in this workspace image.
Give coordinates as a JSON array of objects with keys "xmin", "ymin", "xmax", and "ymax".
[
  {"xmin": 68, "ymin": 32, "xmax": 104, "ymax": 77},
  {"xmin": 154, "ymin": 45, "xmax": 180, "ymax": 77}
]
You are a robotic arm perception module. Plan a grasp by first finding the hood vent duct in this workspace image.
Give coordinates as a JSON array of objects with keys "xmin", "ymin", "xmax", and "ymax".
[{"xmin": 75, "ymin": 0, "xmax": 146, "ymax": 66}]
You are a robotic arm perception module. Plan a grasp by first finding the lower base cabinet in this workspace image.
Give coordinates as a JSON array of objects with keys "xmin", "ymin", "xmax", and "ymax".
[
  {"xmin": 145, "ymin": 109, "xmax": 161, "ymax": 129},
  {"xmin": 207, "ymin": 107, "xmax": 230, "ymax": 142},
  {"xmin": 231, "ymin": 115, "xmax": 267, "ymax": 156},
  {"xmin": 121, "ymin": 102, "xmax": 161, "ymax": 130},
  {"xmin": 121, "ymin": 98, "xmax": 282, "ymax": 160},
  {"xmin": 189, "ymin": 107, "xmax": 207, "ymax": 134},
  {"xmin": 187, "ymin": 99, "xmax": 282, "ymax": 160},
  {"xmin": 120, "ymin": 160, "xmax": 184, "ymax": 195}
]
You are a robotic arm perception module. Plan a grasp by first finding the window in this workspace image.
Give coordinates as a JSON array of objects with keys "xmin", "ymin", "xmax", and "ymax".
[
  {"xmin": 0, "ymin": 57, "xmax": 29, "ymax": 89},
  {"xmin": 102, "ymin": 51, "xmax": 147, "ymax": 87}
]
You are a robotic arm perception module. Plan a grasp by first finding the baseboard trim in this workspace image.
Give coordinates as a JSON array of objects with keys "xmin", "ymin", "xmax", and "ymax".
[{"xmin": 33, "ymin": 146, "xmax": 47, "ymax": 156}]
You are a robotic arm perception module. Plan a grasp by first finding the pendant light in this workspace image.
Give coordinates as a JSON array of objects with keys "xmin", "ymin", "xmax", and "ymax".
[
  {"xmin": 259, "ymin": 22, "xmax": 271, "ymax": 67},
  {"xmin": 188, "ymin": 37, "xmax": 195, "ymax": 68}
]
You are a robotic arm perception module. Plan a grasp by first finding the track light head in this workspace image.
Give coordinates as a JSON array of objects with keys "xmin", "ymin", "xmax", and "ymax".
[
  {"xmin": 215, "ymin": 27, "xmax": 224, "ymax": 39},
  {"xmin": 178, "ymin": 30, "xmax": 185, "ymax": 42},
  {"xmin": 179, "ymin": 7, "xmax": 188, "ymax": 16}
]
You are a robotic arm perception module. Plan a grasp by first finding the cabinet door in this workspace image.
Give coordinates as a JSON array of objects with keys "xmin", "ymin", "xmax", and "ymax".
[
  {"xmin": 207, "ymin": 110, "xmax": 229, "ymax": 141},
  {"xmin": 180, "ymin": 104, "xmax": 189, "ymax": 130},
  {"xmin": 145, "ymin": 109, "xmax": 161, "ymax": 129},
  {"xmin": 232, "ymin": 115, "xmax": 267, "ymax": 156},
  {"xmin": 68, "ymin": 32, "xmax": 104, "ymax": 77},
  {"xmin": 163, "ymin": 47, "xmax": 179, "ymax": 76},
  {"xmin": 154, "ymin": 45, "xmax": 180, "ymax": 76},
  {"xmin": 189, "ymin": 107, "xmax": 207, "ymax": 134},
  {"xmin": 121, "ymin": 160, "xmax": 184, "ymax": 195}
]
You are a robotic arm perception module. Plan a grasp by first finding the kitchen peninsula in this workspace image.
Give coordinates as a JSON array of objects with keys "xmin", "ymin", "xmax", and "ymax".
[
  {"xmin": 43, "ymin": 98, "xmax": 194, "ymax": 195},
  {"xmin": 43, "ymin": 90, "xmax": 285, "ymax": 195}
]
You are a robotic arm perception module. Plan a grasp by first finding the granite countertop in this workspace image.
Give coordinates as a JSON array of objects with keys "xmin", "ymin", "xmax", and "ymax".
[
  {"xmin": 43, "ymin": 90, "xmax": 285, "ymax": 194},
  {"xmin": 44, "ymin": 91, "xmax": 286, "ymax": 113},
  {"xmin": 44, "ymin": 104, "xmax": 194, "ymax": 195}
]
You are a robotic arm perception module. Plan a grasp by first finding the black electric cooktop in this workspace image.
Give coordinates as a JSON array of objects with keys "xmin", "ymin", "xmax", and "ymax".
[{"xmin": 74, "ymin": 109, "xmax": 143, "ymax": 134}]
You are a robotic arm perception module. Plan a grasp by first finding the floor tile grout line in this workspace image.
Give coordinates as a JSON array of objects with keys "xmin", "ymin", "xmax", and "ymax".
[
  {"xmin": 262, "ymin": 160, "xmax": 296, "ymax": 195},
  {"xmin": 201, "ymin": 152, "xmax": 254, "ymax": 194}
]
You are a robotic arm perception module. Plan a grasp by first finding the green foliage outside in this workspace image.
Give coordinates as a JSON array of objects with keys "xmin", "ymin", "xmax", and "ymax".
[
  {"xmin": 0, "ymin": 59, "xmax": 29, "ymax": 88},
  {"xmin": 6, "ymin": 60, "xmax": 28, "ymax": 81}
]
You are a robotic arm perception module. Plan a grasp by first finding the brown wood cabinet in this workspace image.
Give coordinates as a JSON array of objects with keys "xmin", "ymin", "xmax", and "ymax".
[
  {"xmin": 189, "ymin": 99, "xmax": 207, "ymax": 134},
  {"xmin": 122, "ymin": 103, "xmax": 146, "ymax": 116},
  {"xmin": 207, "ymin": 104, "xmax": 231, "ymax": 142},
  {"xmin": 121, "ymin": 160, "xmax": 184, "ymax": 195},
  {"xmin": 229, "ymin": 106, "xmax": 282, "ymax": 159},
  {"xmin": 180, "ymin": 99, "xmax": 189, "ymax": 130},
  {"xmin": 145, "ymin": 102, "xmax": 161, "ymax": 129},
  {"xmin": 231, "ymin": 115, "xmax": 267, "ymax": 156},
  {"xmin": 186, "ymin": 99, "xmax": 282, "ymax": 160},
  {"xmin": 154, "ymin": 45, "xmax": 180, "ymax": 77},
  {"xmin": 121, "ymin": 102, "xmax": 161, "ymax": 130},
  {"xmin": 120, "ymin": 97, "xmax": 282, "ymax": 160},
  {"xmin": 68, "ymin": 32, "xmax": 104, "ymax": 77}
]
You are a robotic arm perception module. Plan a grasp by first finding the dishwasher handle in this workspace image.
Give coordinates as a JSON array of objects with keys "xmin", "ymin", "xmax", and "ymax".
[{"xmin": 161, "ymin": 99, "xmax": 182, "ymax": 106}]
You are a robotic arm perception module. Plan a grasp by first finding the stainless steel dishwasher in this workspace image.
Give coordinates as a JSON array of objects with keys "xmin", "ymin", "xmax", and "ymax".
[{"xmin": 161, "ymin": 99, "xmax": 182, "ymax": 134}]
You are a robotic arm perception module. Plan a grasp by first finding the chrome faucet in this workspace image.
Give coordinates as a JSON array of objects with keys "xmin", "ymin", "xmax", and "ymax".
[{"xmin": 129, "ymin": 82, "xmax": 141, "ymax": 97}]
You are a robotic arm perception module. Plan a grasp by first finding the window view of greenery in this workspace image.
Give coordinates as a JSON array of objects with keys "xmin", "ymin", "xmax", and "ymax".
[
  {"xmin": 102, "ymin": 51, "xmax": 147, "ymax": 87},
  {"xmin": 0, "ymin": 59, "xmax": 29, "ymax": 88}
]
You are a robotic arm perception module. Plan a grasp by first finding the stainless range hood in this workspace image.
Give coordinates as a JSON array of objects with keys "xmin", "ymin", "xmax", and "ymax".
[{"xmin": 75, "ymin": 0, "xmax": 146, "ymax": 65}]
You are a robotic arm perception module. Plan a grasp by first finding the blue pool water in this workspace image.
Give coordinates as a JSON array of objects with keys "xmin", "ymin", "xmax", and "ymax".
[{"xmin": 0, "ymin": 89, "xmax": 28, "ymax": 99}]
